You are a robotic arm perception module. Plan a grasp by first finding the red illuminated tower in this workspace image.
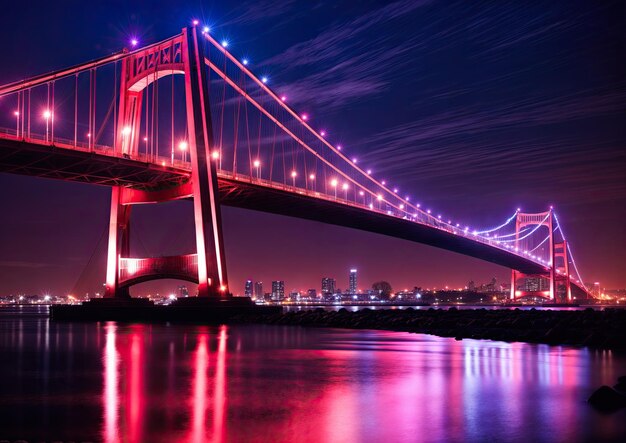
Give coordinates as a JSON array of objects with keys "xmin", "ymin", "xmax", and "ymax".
[
  {"xmin": 510, "ymin": 208, "xmax": 571, "ymax": 302},
  {"xmin": 105, "ymin": 27, "xmax": 228, "ymax": 298}
]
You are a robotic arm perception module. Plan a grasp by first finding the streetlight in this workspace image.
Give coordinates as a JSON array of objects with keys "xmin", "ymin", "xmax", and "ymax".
[
  {"xmin": 291, "ymin": 170, "xmax": 297, "ymax": 187},
  {"xmin": 308, "ymin": 173, "xmax": 315, "ymax": 191},
  {"xmin": 179, "ymin": 140, "xmax": 188, "ymax": 162},
  {"xmin": 43, "ymin": 110, "xmax": 52, "ymax": 142},
  {"xmin": 330, "ymin": 178, "xmax": 338, "ymax": 198},
  {"xmin": 253, "ymin": 159, "xmax": 261, "ymax": 179},
  {"xmin": 342, "ymin": 182, "xmax": 349, "ymax": 200},
  {"xmin": 13, "ymin": 111, "xmax": 19, "ymax": 137}
]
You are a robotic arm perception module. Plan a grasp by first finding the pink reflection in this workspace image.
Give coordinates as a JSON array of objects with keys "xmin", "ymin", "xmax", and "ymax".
[
  {"xmin": 127, "ymin": 331, "xmax": 144, "ymax": 443},
  {"xmin": 212, "ymin": 326, "xmax": 228, "ymax": 443},
  {"xmin": 102, "ymin": 322, "xmax": 119, "ymax": 443},
  {"xmin": 190, "ymin": 333, "xmax": 209, "ymax": 443}
]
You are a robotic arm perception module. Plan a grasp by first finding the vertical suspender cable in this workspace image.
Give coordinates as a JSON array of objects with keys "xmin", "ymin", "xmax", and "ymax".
[
  {"xmin": 113, "ymin": 62, "xmax": 117, "ymax": 152},
  {"xmin": 27, "ymin": 89, "xmax": 31, "ymax": 139},
  {"xmin": 74, "ymin": 74, "xmax": 78, "ymax": 147},
  {"xmin": 92, "ymin": 70, "xmax": 96, "ymax": 149},
  {"xmin": 88, "ymin": 70, "xmax": 93, "ymax": 148}
]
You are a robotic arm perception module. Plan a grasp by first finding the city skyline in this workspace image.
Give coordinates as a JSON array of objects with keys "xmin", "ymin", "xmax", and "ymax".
[{"xmin": 0, "ymin": 1, "xmax": 624, "ymax": 297}]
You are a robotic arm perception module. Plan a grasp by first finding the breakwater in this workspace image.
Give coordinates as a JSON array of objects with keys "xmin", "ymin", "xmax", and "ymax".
[{"xmin": 232, "ymin": 307, "xmax": 626, "ymax": 350}]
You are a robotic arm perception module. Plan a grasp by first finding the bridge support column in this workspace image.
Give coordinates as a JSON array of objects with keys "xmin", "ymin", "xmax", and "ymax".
[
  {"xmin": 183, "ymin": 26, "xmax": 229, "ymax": 297},
  {"xmin": 105, "ymin": 186, "xmax": 131, "ymax": 298}
]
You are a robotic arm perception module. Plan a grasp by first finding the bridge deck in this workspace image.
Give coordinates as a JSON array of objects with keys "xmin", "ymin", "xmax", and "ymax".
[{"xmin": 0, "ymin": 134, "xmax": 562, "ymax": 278}]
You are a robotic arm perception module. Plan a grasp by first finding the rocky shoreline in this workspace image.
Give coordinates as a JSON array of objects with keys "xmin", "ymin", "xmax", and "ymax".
[{"xmin": 232, "ymin": 307, "xmax": 626, "ymax": 350}]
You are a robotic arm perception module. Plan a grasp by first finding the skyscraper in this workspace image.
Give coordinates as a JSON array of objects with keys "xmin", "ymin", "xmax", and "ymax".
[
  {"xmin": 349, "ymin": 269, "xmax": 357, "ymax": 294},
  {"xmin": 244, "ymin": 280, "xmax": 253, "ymax": 297},
  {"xmin": 321, "ymin": 277, "xmax": 336, "ymax": 295},
  {"xmin": 271, "ymin": 281, "xmax": 285, "ymax": 301},
  {"xmin": 254, "ymin": 281, "xmax": 264, "ymax": 300}
]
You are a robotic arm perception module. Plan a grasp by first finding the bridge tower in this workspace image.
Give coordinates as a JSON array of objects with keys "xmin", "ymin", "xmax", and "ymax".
[
  {"xmin": 509, "ymin": 209, "xmax": 571, "ymax": 303},
  {"xmin": 105, "ymin": 26, "xmax": 229, "ymax": 298}
]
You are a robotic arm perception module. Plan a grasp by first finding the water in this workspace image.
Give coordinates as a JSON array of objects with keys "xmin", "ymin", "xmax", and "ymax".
[{"xmin": 1, "ymin": 307, "xmax": 625, "ymax": 442}]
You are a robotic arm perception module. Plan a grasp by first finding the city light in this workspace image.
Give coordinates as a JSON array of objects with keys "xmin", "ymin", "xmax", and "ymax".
[
  {"xmin": 301, "ymin": 113, "xmax": 308, "ymax": 121},
  {"xmin": 242, "ymin": 58, "xmax": 249, "ymax": 65},
  {"xmin": 221, "ymin": 40, "xmax": 229, "ymax": 48},
  {"xmin": 342, "ymin": 183, "xmax": 349, "ymax": 190},
  {"xmin": 309, "ymin": 174, "xmax": 315, "ymax": 180},
  {"xmin": 261, "ymin": 76, "xmax": 268, "ymax": 84},
  {"xmin": 192, "ymin": 19, "xmax": 199, "ymax": 26},
  {"xmin": 281, "ymin": 95, "xmax": 287, "ymax": 101},
  {"xmin": 121, "ymin": 126, "xmax": 131, "ymax": 136},
  {"xmin": 211, "ymin": 151, "xmax": 220, "ymax": 160},
  {"xmin": 291, "ymin": 170, "xmax": 297, "ymax": 178},
  {"xmin": 203, "ymin": 26, "xmax": 210, "ymax": 34},
  {"xmin": 130, "ymin": 38, "xmax": 138, "ymax": 47},
  {"xmin": 178, "ymin": 141, "xmax": 188, "ymax": 150},
  {"xmin": 253, "ymin": 160, "xmax": 261, "ymax": 168},
  {"xmin": 43, "ymin": 110, "xmax": 51, "ymax": 119},
  {"xmin": 330, "ymin": 179, "xmax": 338, "ymax": 187},
  {"xmin": 320, "ymin": 130, "xmax": 326, "ymax": 136}
]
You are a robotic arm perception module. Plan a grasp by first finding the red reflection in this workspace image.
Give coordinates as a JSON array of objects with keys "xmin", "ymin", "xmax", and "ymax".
[
  {"xmin": 127, "ymin": 329, "xmax": 144, "ymax": 443},
  {"xmin": 102, "ymin": 322, "xmax": 119, "ymax": 443},
  {"xmin": 212, "ymin": 326, "xmax": 227, "ymax": 443},
  {"xmin": 190, "ymin": 332, "xmax": 209, "ymax": 443}
]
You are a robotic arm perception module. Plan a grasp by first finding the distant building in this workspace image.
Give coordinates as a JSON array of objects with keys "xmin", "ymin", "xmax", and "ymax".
[
  {"xmin": 468, "ymin": 280, "xmax": 475, "ymax": 291},
  {"xmin": 349, "ymin": 269, "xmax": 357, "ymax": 294},
  {"xmin": 307, "ymin": 288, "xmax": 317, "ymax": 299},
  {"xmin": 178, "ymin": 285, "xmax": 189, "ymax": 298},
  {"xmin": 244, "ymin": 280, "xmax": 253, "ymax": 297},
  {"xmin": 321, "ymin": 277, "xmax": 336, "ymax": 295},
  {"xmin": 271, "ymin": 281, "xmax": 285, "ymax": 301},
  {"xmin": 521, "ymin": 277, "xmax": 549, "ymax": 292},
  {"xmin": 254, "ymin": 281, "xmax": 264, "ymax": 300}
]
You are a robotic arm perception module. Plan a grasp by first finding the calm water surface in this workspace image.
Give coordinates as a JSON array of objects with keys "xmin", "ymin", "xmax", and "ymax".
[{"xmin": 1, "ymin": 306, "xmax": 625, "ymax": 442}]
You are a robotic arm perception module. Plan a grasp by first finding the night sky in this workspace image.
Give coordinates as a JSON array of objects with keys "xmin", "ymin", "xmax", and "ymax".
[{"xmin": 0, "ymin": 1, "xmax": 624, "ymax": 297}]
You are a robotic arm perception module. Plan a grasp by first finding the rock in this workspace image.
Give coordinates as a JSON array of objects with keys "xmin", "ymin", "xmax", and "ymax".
[{"xmin": 588, "ymin": 386, "xmax": 626, "ymax": 412}]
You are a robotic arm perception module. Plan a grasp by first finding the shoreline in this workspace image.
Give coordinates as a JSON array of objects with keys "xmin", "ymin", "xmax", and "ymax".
[{"xmin": 231, "ymin": 306, "xmax": 626, "ymax": 350}]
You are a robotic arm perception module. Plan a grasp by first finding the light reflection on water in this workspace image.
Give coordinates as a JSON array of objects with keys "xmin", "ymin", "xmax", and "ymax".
[{"xmin": 0, "ymin": 311, "xmax": 625, "ymax": 442}]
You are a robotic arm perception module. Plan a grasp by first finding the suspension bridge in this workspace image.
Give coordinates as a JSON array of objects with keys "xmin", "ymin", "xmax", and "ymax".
[{"xmin": 0, "ymin": 25, "xmax": 589, "ymax": 303}]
